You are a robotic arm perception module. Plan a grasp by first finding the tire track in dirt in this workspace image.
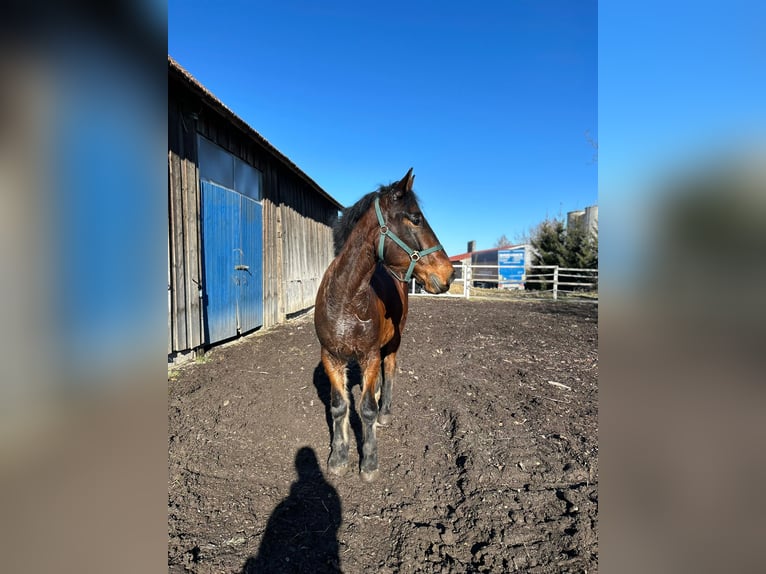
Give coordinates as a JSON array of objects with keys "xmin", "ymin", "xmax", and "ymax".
[{"xmin": 379, "ymin": 400, "xmax": 593, "ymax": 573}]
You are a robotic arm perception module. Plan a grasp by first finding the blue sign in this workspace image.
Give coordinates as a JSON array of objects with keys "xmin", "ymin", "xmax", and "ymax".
[{"xmin": 498, "ymin": 248, "xmax": 526, "ymax": 287}]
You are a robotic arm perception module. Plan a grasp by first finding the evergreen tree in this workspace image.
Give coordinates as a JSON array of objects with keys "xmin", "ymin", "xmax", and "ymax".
[
  {"xmin": 564, "ymin": 220, "xmax": 598, "ymax": 269},
  {"xmin": 528, "ymin": 217, "xmax": 598, "ymax": 291},
  {"xmin": 530, "ymin": 219, "xmax": 567, "ymax": 266},
  {"xmin": 530, "ymin": 217, "xmax": 598, "ymax": 269}
]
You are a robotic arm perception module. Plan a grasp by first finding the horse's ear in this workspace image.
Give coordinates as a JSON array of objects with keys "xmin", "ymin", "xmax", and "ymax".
[{"xmin": 393, "ymin": 167, "xmax": 414, "ymax": 199}]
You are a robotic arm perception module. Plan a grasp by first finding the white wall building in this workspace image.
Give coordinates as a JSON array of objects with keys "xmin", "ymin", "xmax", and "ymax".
[{"xmin": 567, "ymin": 205, "xmax": 598, "ymax": 240}]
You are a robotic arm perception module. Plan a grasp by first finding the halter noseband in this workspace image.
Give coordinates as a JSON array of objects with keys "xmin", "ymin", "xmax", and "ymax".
[{"xmin": 374, "ymin": 197, "xmax": 444, "ymax": 282}]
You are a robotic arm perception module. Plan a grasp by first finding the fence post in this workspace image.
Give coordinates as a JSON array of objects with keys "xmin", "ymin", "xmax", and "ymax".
[
  {"xmin": 553, "ymin": 266, "xmax": 559, "ymax": 301},
  {"xmin": 464, "ymin": 263, "xmax": 471, "ymax": 299}
]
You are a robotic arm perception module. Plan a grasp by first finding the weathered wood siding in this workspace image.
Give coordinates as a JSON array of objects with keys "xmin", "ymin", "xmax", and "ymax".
[
  {"xmin": 168, "ymin": 94, "xmax": 203, "ymax": 353},
  {"xmin": 262, "ymin": 199, "xmax": 282, "ymax": 328},
  {"xmin": 279, "ymin": 204, "xmax": 335, "ymax": 317},
  {"xmin": 261, "ymin": 200, "xmax": 335, "ymax": 327}
]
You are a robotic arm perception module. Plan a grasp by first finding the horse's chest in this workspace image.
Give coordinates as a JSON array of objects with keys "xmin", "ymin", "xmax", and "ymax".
[{"xmin": 328, "ymin": 313, "xmax": 397, "ymax": 360}]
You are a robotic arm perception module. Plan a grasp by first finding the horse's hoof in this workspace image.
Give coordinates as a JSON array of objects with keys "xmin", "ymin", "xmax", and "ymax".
[
  {"xmin": 377, "ymin": 412, "xmax": 392, "ymax": 426},
  {"xmin": 328, "ymin": 463, "xmax": 348, "ymax": 476},
  {"xmin": 360, "ymin": 469, "xmax": 379, "ymax": 482}
]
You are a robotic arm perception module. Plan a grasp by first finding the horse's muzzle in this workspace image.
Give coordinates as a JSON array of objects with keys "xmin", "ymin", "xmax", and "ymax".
[{"xmin": 428, "ymin": 269, "xmax": 454, "ymax": 294}]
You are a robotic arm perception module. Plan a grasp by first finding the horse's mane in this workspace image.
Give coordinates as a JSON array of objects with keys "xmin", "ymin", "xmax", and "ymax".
[{"xmin": 332, "ymin": 186, "xmax": 385, "ymax": 255}]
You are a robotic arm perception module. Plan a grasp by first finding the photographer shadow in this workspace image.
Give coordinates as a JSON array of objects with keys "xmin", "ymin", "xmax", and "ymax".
[{"xmin": 242, "ymin": 447, "xmax": 342, "ymax": 573}]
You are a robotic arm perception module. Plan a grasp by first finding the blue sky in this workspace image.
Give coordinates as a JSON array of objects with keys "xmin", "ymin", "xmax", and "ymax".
[{"xmin": 168, "ymin": 0, "xmax": 597, "ymax": 257}]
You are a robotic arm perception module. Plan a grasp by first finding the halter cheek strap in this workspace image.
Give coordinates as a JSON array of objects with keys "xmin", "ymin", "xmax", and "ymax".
[{"xmin": 374, "ymin": 197, "xmax": 444, "ymax": 282}]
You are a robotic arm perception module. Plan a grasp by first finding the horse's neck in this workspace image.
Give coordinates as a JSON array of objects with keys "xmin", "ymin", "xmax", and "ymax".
[{"xmin": 332, "ymin": 214, "xmax": 378, "ymax": 296}]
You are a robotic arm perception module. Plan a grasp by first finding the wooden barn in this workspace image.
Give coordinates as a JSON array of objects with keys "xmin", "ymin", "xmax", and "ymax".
[{"xmin": 168, "ymin": 56, "xmax": 342, "ymax": 358}]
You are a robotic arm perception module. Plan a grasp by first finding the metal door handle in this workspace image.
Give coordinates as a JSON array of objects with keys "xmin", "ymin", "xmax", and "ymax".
[{"xmin": 235, "ymin": 264, "xmax": 249, "ymax": 271}]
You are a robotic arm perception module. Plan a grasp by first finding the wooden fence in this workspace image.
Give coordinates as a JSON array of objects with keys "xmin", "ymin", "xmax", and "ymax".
[
  {"xmin": 523, "ymin": 265, "xmax": 598, "ymax": 300},
  {"xmin": 412, "ymin": 263, "xmax": 598, "ymax": 301}
]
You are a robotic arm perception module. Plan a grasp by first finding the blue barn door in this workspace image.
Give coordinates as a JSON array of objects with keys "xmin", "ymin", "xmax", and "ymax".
[
  {"xmin": 237, "ymin": 196, "xmax": 263, "ymax": 332},
  {"xmin": 201, "ymin": 181, "xmax": 263, "ymax": 344}
]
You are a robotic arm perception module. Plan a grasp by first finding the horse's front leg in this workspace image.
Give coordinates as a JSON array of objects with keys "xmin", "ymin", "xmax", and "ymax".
[
  {"xmin": 360, "ymin": 354, "xmax": 382, "ymax": 481},
  {"xmin": 322, "ymin": 350, "xmax": 350, "ymax": 475},
  {"xmin": 377, "ymin": 352, "xmax": 397, "ymax": 425}
]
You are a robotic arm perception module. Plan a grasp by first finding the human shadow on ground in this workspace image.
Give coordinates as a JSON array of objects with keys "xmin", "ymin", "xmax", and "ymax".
[
  {"xmin": 312, "ymin": 361, "xmax": 365, "ymax": 467},
  {"xmin": 241, "ymin": 447, "xmax": 343, "ymax": 573}
]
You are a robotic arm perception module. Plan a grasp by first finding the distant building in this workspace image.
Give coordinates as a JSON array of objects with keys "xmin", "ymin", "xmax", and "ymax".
[
  {"xmin": 449, "ymin": 241, "xmax": 535, "ymax": 289},
  {"xmin": 567, "ymin": 205, "xmax": 598, "ymax": 239}
]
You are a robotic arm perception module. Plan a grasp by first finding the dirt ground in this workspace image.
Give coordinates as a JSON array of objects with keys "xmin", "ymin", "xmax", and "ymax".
[{"xmin": 168, "ymin": 296, "xmax": 598, "ymax": 573}]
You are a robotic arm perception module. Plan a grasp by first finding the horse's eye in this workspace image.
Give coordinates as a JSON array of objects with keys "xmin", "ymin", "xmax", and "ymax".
[{"xmin": 409, "ymin": 213, "xmax": 422, "ymax": 226}]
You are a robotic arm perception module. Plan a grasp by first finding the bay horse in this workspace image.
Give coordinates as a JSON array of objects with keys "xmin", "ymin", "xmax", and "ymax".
[{"xmin": 314, "ymin": 168, "xmax": 454, "ymax": 481}]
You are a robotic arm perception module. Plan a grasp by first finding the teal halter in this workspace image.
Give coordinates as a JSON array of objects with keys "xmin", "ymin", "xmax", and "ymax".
[{"xmin": 374, "ymin": 197, "xmax": 444, "ymax": 282}]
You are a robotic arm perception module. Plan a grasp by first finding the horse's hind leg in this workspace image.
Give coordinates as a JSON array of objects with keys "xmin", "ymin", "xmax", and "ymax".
[
  {"xmin": 322, "ymin": 349, "xmax": 350, "ymax": 475},
  {"xmin": 360, "ymin": 355, "xmax": 382, "ymax": 481},
  {"xmin": 377, "ymin": 352, "xmax": 397, "ymax": 425}
]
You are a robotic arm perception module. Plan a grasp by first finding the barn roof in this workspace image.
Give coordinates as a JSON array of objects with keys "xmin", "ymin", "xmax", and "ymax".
[
  {"xmin": 449, "ymin": 244, "xmax": 523, "ymax": 262},
  {"xmin": 168, "ymin": 55, "xmax": 344, "ymax": 211}
]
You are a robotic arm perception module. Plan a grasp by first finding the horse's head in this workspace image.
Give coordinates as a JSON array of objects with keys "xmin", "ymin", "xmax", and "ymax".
[{"xmin": 375, "ymin": 168, "xmax": 455, "ymax": 293}]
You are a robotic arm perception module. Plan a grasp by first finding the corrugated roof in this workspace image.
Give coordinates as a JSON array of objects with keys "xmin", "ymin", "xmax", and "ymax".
[{"xmin": 168, "ymin": 55, "xmax": 343, "ymax": 211}]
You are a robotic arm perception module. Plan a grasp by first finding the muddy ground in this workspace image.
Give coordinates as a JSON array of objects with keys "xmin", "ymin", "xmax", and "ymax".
[{"xmin": 168, "ymin": 297, "xmax": 598, "ymax": 573}]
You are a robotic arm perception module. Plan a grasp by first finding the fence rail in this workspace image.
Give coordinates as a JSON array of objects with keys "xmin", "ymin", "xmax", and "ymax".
[{"xmin": 411, "ymin": 263, "xmax": 598, "ymax": 301}]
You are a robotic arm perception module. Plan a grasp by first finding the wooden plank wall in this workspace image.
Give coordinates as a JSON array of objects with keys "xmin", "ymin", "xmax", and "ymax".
[
  {"xmin": 261, "ymin": 200, "xmax": 334, "ymax": 326},
  {"xmin": 168, "ymin": 91, "xmax": 203, "ymax": 354},
  {"xmin": 167, "ymin": 149, "xmax": 203, "ymax": 352},
  {"xmin": 279, "ymin": 204, "xmax": 334, "ymax": 316},
  {"xmin": 262, "ymin": 199, "xmax": 281, "ymax": 329}
]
